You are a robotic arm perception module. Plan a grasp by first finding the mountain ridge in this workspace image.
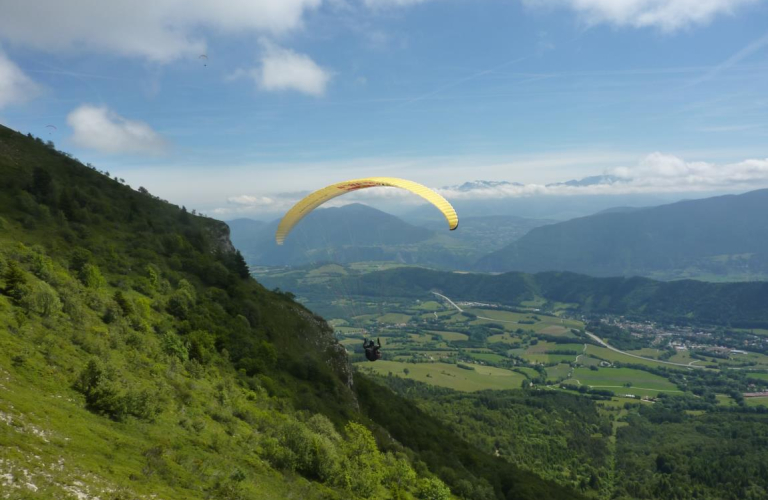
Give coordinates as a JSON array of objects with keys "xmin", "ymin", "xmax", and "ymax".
[{"xmin": 476, "ymin": 188, "xmax": 768, "ymax": 279}]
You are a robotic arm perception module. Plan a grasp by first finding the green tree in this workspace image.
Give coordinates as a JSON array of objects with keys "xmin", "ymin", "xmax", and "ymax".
[
  {"xmin": 22, "ymin": 281, "xmax": 62, "ymax": 317},
  {"xmin": 342, "ymin": 422, "xmax": 384, "ymax": 498},
  {"xmin": 113, "ymin": 291, "xmax": 133, "ymax": 316},
  {"xmin": 69, "ymin": 248, "xmax": 92, "ymax": 273},
  {"xmin": 161, "ymin": 332, "xmax": 189, "ymax": 361},
  {"xmin": 78, "ymin": 264, "xmax": 105, "ymax": 288},
  {"xmin": 188, "ymin": 330, "xmax": 215, "ymax": 364},
  {"xmin": 146, "ymin": 264, "xmax": 160, "ymax": 289},
  {"xmin": 31, "ymin": 166, "xmax": 55, "ymax": 204},
  {"xmin": 3, "ymin": 261, "xmax": 27, "ymax": 303},
  {"xmin": 167, "ymin": 293, "xmax": 191, "ymax": 319},
  {"xmin": 74, "ymin": 358, "xmax": 125, "ymax": 419},
  {"xmin": 30, "ymin": 252, "xmax": 55, "ymax": 282},
  {"xmin": 382, "ymin": 452, "xmax": 417, "ymax": 496},
  {"xmin": 417, "ymin": 477, "xmax": 451, "ymax": 500}
]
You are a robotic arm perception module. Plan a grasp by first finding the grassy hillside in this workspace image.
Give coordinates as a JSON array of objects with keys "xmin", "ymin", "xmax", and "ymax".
[
  {"xmin": 476, "ymin": 190, "xmax": 768, "ymax": 280},
  {"xmin": 0, "ymin": 124, "xmax": 584, "ymax": 500}
]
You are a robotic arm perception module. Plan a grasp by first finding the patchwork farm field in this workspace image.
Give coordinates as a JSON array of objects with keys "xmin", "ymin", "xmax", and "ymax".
[
  {"xmin": 567, "ymin": 367, "xmax": 680, "ymax": 392},
  {"xmin": 253, "ymin": 263, "xmax": 768, "ymax": 410},
  {"xmin": 356, "ymin": 360, "xmax": 526, "ymax": 392}
]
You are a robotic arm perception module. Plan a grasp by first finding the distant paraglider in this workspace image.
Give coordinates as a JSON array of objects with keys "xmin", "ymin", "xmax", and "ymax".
[
  {"xmin": 46, "ymin": 125, "xmax": 57, "ymax": 135},
  {"xmin": 275, "ymin": 177, "xmax": 459, "ymax": 245},
  {"xmin": 199, "ymin": 54, "xmax": 208, "ymax": 67}
]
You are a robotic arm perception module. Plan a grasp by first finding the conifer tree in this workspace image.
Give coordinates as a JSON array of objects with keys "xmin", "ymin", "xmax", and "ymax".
[{"xmin": 2, "ymin": 261, "xmax": 27, "ymax": 303}]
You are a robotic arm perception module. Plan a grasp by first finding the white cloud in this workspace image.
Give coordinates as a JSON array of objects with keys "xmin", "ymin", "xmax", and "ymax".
[
  {"xmin": 0, "ymin": 49, "xmax": 41, "ymax": 109},
  {"xmin": 228, "ymin": 43, "xmax": 332, "ymax": 96},
  {"xmin": 609, "ymin": 152, "xmax": 768, "ymax": 188},
  {"xmin": 0, "ymin": 0, "xmax": 322, "ymax": 62},
  {"xmin": 254, "ymin": 42, "xmax": 333, "ymax": 96},
  {"xmin": 228, "ymin": 195, "xmax": 278, "ymax": 206},
  {"xmin": 437, "ymin": 153, "xmax": 768, "ymax": 199},
  {"xmin": 67, "ymin": 104, "xmax": 167, "ymax": 155},
  {"xmin": 523, "ymin": 0, "xmax": 760, "ymax": 32},
  {"xmin": 214, "ymin": 192, "xmax": 303, "ymax": 216}
]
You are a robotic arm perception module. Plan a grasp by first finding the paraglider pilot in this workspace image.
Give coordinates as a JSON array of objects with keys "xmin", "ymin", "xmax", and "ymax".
[{"xmin": 363, "ymin": 338, "xmax": 382, "ymax": 361}]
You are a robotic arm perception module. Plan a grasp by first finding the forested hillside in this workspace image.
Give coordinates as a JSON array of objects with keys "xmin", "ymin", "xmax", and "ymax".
[
  {"xmin": 0, "ymin": 124, "xmax": 582, "ymax": 500},
  {"xmin": 477, "ymin": 190, "xmax": 768, "ymax": 280},
  {"xmin": 369, "ymin": 377, "xmax": 768, "ymax": 500},
  {"xmin": 345, "ymin": 267, "xmax": 768, "ymax": 328}
]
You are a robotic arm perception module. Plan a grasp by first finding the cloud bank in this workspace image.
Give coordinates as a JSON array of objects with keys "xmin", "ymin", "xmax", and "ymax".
[
  {"xmin": 523, "ymin": 0, "xmax": 760, "ymax": 32},
  {"xmin": 0, "ymin": 49, "xmax": 41, "ymax": 109},
  {"xmin": 67, "ymin": 105, "xmax": 168, "ymax": 155},
  {"xmin": 0, "ymin": 0, "xmax": 322, "ymax": 62},
  {"xmin": 211, "ymin": 153, "xmax": 768, "ymax": 216},
  {"xmin": 437, "ymin": 153, "xmax": 768, "ymax": 200}
]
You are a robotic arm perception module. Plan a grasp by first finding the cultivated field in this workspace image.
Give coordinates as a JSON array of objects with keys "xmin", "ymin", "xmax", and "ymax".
[{"xmin": 356, "ymin": 360, "xmax": 526, "ymax": 391}]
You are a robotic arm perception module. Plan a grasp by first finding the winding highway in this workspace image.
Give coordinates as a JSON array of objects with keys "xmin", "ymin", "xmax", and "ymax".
[
  {"xmin": 583, "ymin": 331, "xmax": 705, "ymax": 370},
  {"xmin": 431, "ymin": 292, "xmax": 521, "ymax": 324},
  {"xmin": 432, "ymin": 291, "xmax": 706, "ymax": 370}
]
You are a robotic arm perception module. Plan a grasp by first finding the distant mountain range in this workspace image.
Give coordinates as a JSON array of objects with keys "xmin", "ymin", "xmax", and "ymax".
[
  {"xmin": 550, "ymin": 175, "xmax": 623, "ymax": 187},
  {"xmin": 231, "ymin": 203, "xmax": 434, "ymax": 266},
  {"xmin": 403, "ymin": 191, "xmax": 700, "ymax": 223},
  {"xmin": 416, "ymin": 215, "xmax": 555, "ymax": 250},
  {"xmin": 450, "ymin": 180, "xmax": 524, "ymax": 191},
  {"xmin": 477, "ymin": 189, "xmax": 768, "ymax": 280},
  {"xmin": 232, "ymin": 188, "xmax": 768, "ymax": 281},
  {"xmin": 227, "ymin": 204, "xmax": 552, "ymax": 268},
  {"xmin": 442, "ymin": 175, "xmax": 621, "ymax": 192}
]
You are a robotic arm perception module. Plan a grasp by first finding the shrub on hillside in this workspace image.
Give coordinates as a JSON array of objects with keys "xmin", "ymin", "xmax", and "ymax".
[
  {"xmin": 79, "ymin": 263, "xmax": 105, "ymax": 288},
  {"xmin": 74, "ymin": 358, "xmax": 162, "ymax": 421},
  {"xmin": 21, "ymin": 280, "xmax": 62, "ymax": 317},
  {"xmin": 417, "ymin": 477, "xmax": 452, "ymax": 500},
  {"xmin": 341, "ymin": 422, "xmax": 384, "ymax": 498}
]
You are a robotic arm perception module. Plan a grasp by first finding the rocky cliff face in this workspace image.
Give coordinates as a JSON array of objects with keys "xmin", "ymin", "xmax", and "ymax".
[
  {"xmin": 296, "ymin": 307, "xmax": 357, "ymax": 397},
  {"xmin": 207, "ymin": 219, "xmax": 237, "ymax": 254}
]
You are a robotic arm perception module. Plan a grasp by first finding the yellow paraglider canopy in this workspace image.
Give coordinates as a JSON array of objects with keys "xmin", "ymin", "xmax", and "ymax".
[{"xmin": 275, "ymin": 177, "xmax": 458, "ymax": 245}]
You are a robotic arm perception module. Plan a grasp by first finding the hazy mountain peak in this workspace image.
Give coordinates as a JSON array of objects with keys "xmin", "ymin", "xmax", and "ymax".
[
  {"xmin": 552, "ymin": 175, "xmax": 624, "ymax": 187},
  {"xmin": 448, "ymin": 180, "xmax": 524, "ymax": 191}
]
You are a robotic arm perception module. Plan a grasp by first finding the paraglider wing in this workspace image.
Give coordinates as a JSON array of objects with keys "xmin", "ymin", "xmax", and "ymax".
[
  {"xmin": 46, "ymin": 125, "xmax": 57, "ymax": 130},
  {"xmin": 275, "ymin": 177, "xmax": 458, "ymax": 245}
]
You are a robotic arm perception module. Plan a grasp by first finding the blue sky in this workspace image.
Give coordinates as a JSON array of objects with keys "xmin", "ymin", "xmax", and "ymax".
[{"xmin": 1, "ymin": 0, "xmax": 767, "ymax": 218}]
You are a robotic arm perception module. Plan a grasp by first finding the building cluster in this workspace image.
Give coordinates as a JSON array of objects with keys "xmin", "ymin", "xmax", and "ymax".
[
  {"xmin": 744, "ymin": 392, "xmax": 768, "ymax": 398},
  {"xmin": 596, "ymin": 316, "xmax": 768, "ymax": 359}
]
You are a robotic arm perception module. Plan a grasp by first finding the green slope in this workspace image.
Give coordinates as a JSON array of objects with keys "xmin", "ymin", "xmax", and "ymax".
[{"xmin": 0, "ymin": 124, "xmax": 585, "ymax": 500}]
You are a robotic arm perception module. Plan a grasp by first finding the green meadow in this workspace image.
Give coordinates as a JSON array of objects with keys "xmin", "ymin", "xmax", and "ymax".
[{"xmin": 355, "ymin": 361, "xmax": 526, "ymax": 392}]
